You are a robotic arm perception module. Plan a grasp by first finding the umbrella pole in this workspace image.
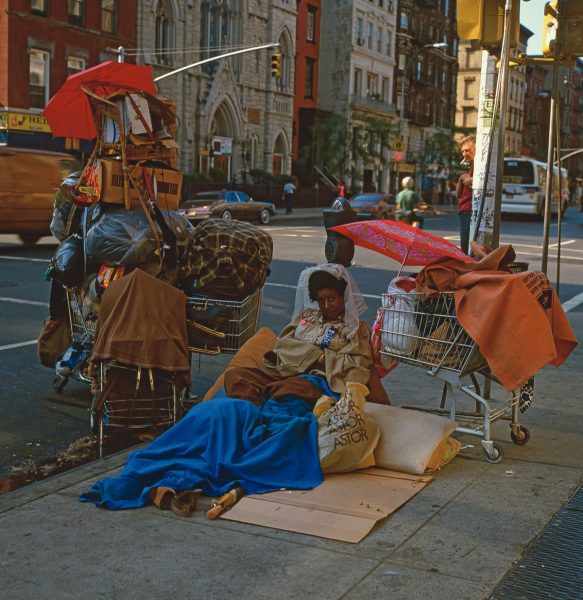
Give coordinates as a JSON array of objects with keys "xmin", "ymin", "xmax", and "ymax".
[{"xmin": 396, "ymin": 244, "xmax": 413, "ymax": 278}]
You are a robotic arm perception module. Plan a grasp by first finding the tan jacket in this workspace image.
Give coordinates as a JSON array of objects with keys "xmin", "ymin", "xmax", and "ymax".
[{"xmin": 267, "ymin": 309, "xmax": 372, "ymax": 394}]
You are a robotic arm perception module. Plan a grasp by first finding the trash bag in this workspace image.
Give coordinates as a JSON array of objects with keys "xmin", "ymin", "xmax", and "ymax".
[
  {"xmin": 381, "ymin": 276, "xmax": 420, "ymax": 356},
  {"xmin": 55, "ymin": 341, "xmax": 91, "ymax": 377},
  {"xmin": 86, "ymin": 209, "xmax": 191, "ymax": 267},
  {"xmin": 317, "ymin": 382, "xmax": 380, "ymax": 474},
  {"xmin": 50, "ymin": 171, "xmax": 83, "ymax": 241},
  {"xmin": 49, "ymin": 234, "xmax": 86, "ymax": 287}
]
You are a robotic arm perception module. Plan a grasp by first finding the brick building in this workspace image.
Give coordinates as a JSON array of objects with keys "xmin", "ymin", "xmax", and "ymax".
[{"xmin": 0, "ymin": 0, "xmax": 136, "ymax": 153}]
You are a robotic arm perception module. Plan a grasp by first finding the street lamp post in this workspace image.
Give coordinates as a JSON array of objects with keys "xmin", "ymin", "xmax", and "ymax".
[{"xmin": 396, "ymin": 42, "xmax": 448, "ymax": 192}]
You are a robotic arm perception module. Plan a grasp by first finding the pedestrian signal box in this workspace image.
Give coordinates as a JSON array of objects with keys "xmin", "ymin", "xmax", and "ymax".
[
  {"xmin": 543, "ymin": 0, "xmax": 583, "ymax": 58},
  {"xmin": 271, "ymin": 52, "xmax": 282, "ymax": 78}
]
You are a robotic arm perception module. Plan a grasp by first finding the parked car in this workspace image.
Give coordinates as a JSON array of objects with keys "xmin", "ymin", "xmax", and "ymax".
[
  {"xmin": 178, "ymin": 190, "xmax": 276, "ymax": 225},
  {"xmin": 347, "ymin": 193, "xmax": 396, "ymax": 220}
]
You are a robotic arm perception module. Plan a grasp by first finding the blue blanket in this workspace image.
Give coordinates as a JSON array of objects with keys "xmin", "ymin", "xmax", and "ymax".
[{"xmin": 80, "ymin": 375, "xmax": 335, "ymax": 510}]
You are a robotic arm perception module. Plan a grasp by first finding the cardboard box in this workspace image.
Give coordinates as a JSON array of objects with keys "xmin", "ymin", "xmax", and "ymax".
[{"xmin": 97, "ymin": 158, "xmax": 183, "ymax": 210}]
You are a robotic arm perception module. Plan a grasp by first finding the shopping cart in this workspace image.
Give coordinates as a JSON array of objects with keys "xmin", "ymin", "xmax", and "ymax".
[
  {"xmin": 52, "ymin": 288, "xmax": 98, "ymax": 393},
  {"xmin": 91, "ymin": 361, "xmax": 185, "ymax": 458},
  {"xmin": 379, "ymin": 291, "xmax": 530, "ymax": 463},
  {"xmin": 186, "ymin": 288, "xmax": 264, "ymax": 355}
]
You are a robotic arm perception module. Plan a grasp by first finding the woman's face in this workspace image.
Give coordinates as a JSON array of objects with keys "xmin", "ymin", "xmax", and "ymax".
[{"xmin": 315, "ymin": 287, "xmax": 345, "ymax": 320}]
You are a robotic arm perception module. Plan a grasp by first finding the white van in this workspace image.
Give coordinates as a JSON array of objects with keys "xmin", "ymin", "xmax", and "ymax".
[{"xmin": 502, "ymin": 157, "xmax": 569, "ymax": 218}]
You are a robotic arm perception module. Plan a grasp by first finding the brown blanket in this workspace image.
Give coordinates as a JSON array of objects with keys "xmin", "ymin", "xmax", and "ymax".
[
  {"xmin": 416, "ymin": 248, "xmax": 577, "ymax": 390},
  {"xmin": 91, "ymin": 268, "xmax": 191, "ymax": 374}
]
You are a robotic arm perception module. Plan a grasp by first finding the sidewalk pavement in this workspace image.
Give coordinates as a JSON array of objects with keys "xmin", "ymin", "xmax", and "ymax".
[{"xmin": 1, "ymin": 310, "xmax": 581, "ymax": 599}]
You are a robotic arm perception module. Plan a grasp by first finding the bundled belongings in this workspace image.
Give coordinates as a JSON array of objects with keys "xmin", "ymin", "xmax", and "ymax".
[{"xmin": 183, "ymin": 219, "xmax": 273, "ymax": 300}]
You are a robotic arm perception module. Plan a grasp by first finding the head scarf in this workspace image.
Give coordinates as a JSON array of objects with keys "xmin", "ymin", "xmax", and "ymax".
[{"xmin": 293, "ymin": 263, "xmax": 367, "ymax": 339}]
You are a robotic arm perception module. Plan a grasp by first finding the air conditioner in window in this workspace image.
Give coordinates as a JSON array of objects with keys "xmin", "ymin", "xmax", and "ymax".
[{"xmin": 357, "ymin": 37, "xmax": 365, "ymax": 46}]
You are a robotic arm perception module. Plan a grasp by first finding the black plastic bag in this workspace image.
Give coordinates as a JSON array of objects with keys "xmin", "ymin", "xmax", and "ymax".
[{"xmin": 50, "ymin": 235, "xmax": 85, "ymax": 287}]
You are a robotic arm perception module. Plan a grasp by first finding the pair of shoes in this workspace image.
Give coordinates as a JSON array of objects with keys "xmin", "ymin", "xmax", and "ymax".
[{"xmin": 148, "ymin": 487, "xmax": 201, "ymax": 517}]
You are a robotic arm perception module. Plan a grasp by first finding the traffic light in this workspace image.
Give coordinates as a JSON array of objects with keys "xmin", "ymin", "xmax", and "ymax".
[
  {"xmin": 271, "ymin": 52, "xmax": 282, "ymax": 78},
  {"xmin": 456, "ymin": 0, "xmax": 520, "ymax": 53},
  {"xmin": 542, "ymin": 1, "xmax": 558, "ymax": 57}
]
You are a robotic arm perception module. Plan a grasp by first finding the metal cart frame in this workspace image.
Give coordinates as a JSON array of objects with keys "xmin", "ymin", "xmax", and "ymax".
[{"xmin": 379, "ymin": 290, "xmax": 530, "ymax": 463}]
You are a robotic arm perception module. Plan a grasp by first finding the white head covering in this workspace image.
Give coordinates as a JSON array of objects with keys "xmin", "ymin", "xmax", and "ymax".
[{"xmin": 293, "ymin": 263, "xmax": 367, "ymax": 339}]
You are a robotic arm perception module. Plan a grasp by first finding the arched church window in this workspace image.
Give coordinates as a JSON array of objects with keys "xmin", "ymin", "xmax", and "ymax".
[{"xmin": 155, "ymin": 0, "xmax": 175, "ymax": 66}]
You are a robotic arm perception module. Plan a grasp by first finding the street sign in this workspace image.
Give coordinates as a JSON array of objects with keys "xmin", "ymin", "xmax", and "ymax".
[{"xmin": 393, "ymin": 138, "xmax": 404, "ymax": 152}]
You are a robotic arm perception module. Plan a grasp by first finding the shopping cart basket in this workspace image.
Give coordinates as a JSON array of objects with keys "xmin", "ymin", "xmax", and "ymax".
[
  {"xmin": 379, "ymin": 291, "xmax": 530, "ymax": 463},
  {"xmin": 186, "ymin": 288, "xmax": 263, "ymax": 355}
]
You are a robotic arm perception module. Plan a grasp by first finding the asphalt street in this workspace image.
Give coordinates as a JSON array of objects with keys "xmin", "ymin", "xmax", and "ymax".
[{"xmin": 1, "ymin": 208, "xmax": 582, "ymax": 478}]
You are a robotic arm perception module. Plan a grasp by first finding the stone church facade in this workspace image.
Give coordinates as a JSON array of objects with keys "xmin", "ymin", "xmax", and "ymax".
[{"xmin": 136, "ymin": 0, "xmax": 296, "ymax": 181}]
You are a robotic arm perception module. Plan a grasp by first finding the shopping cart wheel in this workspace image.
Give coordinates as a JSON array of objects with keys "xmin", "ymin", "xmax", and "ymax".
[
  {"xmin": 510, "ymin": 425, "xmax": 530, "ymax": 446},
  {"xmin": 53, "ymin": 376, "xmax": 68, "ymax": 394},
  {"xmin": 483, "ymin": 442, "xmax": 504, "ymax": 464}
]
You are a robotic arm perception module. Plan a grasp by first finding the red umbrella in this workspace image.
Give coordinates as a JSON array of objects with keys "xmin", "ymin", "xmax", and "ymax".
[
  {"xmin": 331, "ymin": 220, "xmax": 473, "ymax": 267},
  {"xmin": 44, "ymin": 61, "xmax": 157, "ymax": 140}
]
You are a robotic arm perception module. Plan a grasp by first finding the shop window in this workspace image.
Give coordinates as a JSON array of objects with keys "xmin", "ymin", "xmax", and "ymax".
[
  {"xmin": 101, "ymin": 0, "xmax": 117, "ymax": 34},
  {"xmin": 68, "ymin": 0, "xmax": 84, "ymax": 26},
  {"xmin": 29, "ymin": 49, "xmax": 50, "ymax": 109}
]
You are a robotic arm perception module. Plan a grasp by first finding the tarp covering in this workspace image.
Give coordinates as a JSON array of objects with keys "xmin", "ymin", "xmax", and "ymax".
[{"xmin": 91, "ymin": 268, "xmax": 190, "ymax": 373}]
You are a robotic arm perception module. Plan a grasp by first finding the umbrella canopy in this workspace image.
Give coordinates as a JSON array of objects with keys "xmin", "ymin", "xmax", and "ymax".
[
  {"xmin": 330, "ymin": 220, "xmax": 474, "ymax": 266},
  {"xmin": 44, "ymin": 61, "xmax": 157, "ymax": 140}
]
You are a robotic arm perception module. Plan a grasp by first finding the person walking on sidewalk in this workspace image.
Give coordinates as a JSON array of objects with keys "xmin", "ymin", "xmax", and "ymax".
[
  {"xmin": 283, "ymin": 178, "xmax": 296, "ymax": 215},
  {"xmin": 396, "ymin": 176, "xmax": 424, "ymax": 229},
  {"xmin": 456, "ymin": 134, "xmax": 475, "ymax": 254}
]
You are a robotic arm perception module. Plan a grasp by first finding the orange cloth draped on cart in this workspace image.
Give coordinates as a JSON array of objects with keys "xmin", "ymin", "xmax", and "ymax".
[
  {"xmin": 416, "ymin": 247, "xmax": 577, "ymax": 391},
  {"xmin": 91, "ymin": 269, "xmax": 191, "ymax": 374}
]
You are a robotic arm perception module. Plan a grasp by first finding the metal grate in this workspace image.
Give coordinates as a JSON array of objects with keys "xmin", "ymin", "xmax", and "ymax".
[{"xmin": 490, "ymin": 482, "xmax": 583, "ymax": 600}]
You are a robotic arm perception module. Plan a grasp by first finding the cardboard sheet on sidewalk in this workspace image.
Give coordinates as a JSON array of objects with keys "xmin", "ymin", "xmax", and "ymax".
[{"xmin": 221, "ymin": 467, "xmax": 432, "ymax": 543}]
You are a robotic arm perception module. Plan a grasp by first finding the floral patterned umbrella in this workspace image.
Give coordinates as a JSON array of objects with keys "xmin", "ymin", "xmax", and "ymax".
[{"xmin": 330, "ymin": 219, "xmax": 473, "ymax": 267}]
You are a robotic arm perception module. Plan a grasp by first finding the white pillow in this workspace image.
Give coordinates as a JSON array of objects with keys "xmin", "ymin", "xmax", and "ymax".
[{"xmin": 365, "ymin": 404, "xmax": 457, "ymax": 475}]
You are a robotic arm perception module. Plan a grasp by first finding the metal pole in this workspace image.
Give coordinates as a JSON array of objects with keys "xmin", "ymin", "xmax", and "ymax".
[
  {"xmin": 555, "ymin": 100, "xmax": 563, "ymax": 294},
  {"xmin": 117, "ymin": 46, "xmax": 125, "ymax": 63},
  {"xmin": 491, "ymin": 0, "xmax": 514, "ymax": 249},
  {"xmin": 542, "ymin": 47, "xmax": 561, "ymax": 274},
  {"xmin": 154, "ymin": 42, "xmax": 279, "ymax": 82}
]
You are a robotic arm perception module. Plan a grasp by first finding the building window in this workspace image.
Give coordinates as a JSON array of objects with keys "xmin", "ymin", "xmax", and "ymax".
[
  {"xmin": 382, "ymin": 76, "xmax": 390, "ymax": 101},
  {"xmin": 376, "ymin": 28, "xmax": 382, "ymax": 53},
  {"xmin": 29, "ymin": 49, "xmax": 49, "ymax": 109},
  {"xmin": 155, "ymin": 1, "xmax": 175, "ymax": 66},
  {"xmin": 201, "ymin": 0, "xmax": 243, "ymax": 75},
  {"xmin": 386, "ymin": 30, "xmax": 392, "ymax": 56},
  {"xmin": 366, "ymin": 72, "xmax": 378, "ymax": 96},
  {"xmin": 388, "ymin": 0, "xmax": 394, "ymax": 13},
  {"xmin": 31, "ymin": 0, "xmax": 48, "ymax": 16},
  {"xmin": 306, "ymin": 7, "xmax": 316, "ymax": 43},
  {"xmin": 68, "ymin": 0, "xmax": 84, "ymax": 26},
  {"xmin": 367, "ymin": 22, "xmax": 373, "ymax": 49},
  {"xmin": 400, "ymin": 12, "xmax": 409, "ymax": 32},
  {"xmin": 305, "ymin": 57, "xmax": 315, "ymax": 99},
  {"xmin": 356, "ymin": 18, "xmax": 364, "ymax": 45},
  {"xmin": 67, "ymin": 56, "xmax": 86, "ymax": 75},
  {"xmin": 353, "ymin": 68, "xmax": 362, "ymax": 95},
  {"xmin": 416, "ymin": 59, "xmax": 422, "ymax": 80},
  {"xmin": 463, "ymin": 78, "xmax": 475, "ymax": 99},
  {"xmin": 101, "ymin": 0, "xmax": 117, "ymax": 34}
]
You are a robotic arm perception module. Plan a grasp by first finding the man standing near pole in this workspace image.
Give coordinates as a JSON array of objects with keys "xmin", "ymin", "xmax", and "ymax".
[{"xmin": 456, "ymin": 135, "xmax": 476, "ymax": 254}]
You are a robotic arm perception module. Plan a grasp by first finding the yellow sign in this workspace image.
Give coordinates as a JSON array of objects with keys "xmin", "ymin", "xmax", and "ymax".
[
  {"xmin": 0, "ymin": 111, "xmax": 52, "ymax": 133},
  {"xmin": 393, "ymin": 137, "xmax": 404, "ymax": 152}
]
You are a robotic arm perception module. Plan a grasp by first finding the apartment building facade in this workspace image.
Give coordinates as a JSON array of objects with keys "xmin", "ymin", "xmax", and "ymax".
[
  {"xmin": 0, "ymin": 0, "xmax": 136, "ymax": 153},
  {"xmin": 317, "ymin": 0, "xmax": 398, "ymax": 193}
]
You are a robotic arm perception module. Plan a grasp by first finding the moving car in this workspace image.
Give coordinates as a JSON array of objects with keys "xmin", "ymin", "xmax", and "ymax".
[
  {"xmin": 178, "ymin": 190, "xmax": 276, "ymax": 225},
  {"xmin": 347, "ymin": 193, "xmax": 396, "ymax": 220},
  {"xmin": 0, "ymin": 147, "xmax": 79, "ymax": 245}
]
